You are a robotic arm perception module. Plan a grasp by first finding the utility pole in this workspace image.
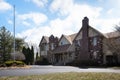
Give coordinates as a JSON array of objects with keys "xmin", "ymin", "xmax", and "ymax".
[{"xmin": 13, "ymin": 5, "xmax": 16, "ymax": 61}]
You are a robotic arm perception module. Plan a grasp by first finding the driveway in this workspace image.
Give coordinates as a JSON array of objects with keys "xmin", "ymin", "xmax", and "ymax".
[{"xmin": 0, "ymin": 65, "xmax": 120, "ymax": 76}]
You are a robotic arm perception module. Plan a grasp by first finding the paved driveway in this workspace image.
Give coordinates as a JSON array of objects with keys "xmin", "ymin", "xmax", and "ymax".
[{"xmin": 0, "ymin": 65, "xmax": 120, "ymax": 76}]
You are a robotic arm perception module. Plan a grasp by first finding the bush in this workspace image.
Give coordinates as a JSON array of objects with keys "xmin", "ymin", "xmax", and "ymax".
[
  {"xmin": 0, "ymin": 63, "xmax": 6, "ymax": 67},
  {"xmin": 5, "ymin": 60, "xmax": 25, "ymax": 67},
  {"xmin": 35, "ymin": 57, "xmax": 51, "ymax": 65}
]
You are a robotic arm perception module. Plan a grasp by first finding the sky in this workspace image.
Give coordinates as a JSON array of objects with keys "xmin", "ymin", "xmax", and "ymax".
[{"xmin": 0, "ymin": 0, "xmax": 120, "ymax": 45}]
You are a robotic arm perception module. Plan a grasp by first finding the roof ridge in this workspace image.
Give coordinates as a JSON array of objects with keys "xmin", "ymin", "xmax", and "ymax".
[
  {"xmin": 64, "ymin": 33, "xmax": 77, "ymax": 44},
  {"xmin": 104, "ymin": 31, "xmax": 120, "ymax": 38}
]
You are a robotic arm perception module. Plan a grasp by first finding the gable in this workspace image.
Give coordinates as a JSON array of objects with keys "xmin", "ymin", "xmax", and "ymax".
[
  {"xmin": 39, "ymin": 36, "xmax": 49, "ymax": 46},
  {"xmin": 89, "ymin": 27, "xmax": 102, "ymax": 37},
  {"xmin": 59, "ymin": 35, "xmax": 71, "ymax": 45},
  {"xmin": 41, "ymin": 38, "xmax": 47, "ymax": 44},
  {"xmin": 104, "ymin": 31, "xmax": 120, "ymax": 38},
  {"xmin": 74, "ymin": 26, "xmax": 103, "ymax": 41}
]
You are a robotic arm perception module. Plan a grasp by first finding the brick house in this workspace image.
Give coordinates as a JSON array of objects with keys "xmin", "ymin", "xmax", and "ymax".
[{"xmin": 39, "ymin": 17, "xmax": 120, "ymax": 66}]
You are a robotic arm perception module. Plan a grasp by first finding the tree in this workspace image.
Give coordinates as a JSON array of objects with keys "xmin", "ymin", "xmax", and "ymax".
[
  {"xmin": 36, "ymin": 52, "xmax": 39, "ymax": 61},
  {"xmin": 22, "ymin": 46, "xmax": 29, "ymax": 64},
  {"xmin": 22, "ymin": 46, "xmax": 34, "ymax": 65},
  {"xmin": 30, "ymin": 46, "xmax": 34, "ymax": 64},
  {"xmin": 115, "ymin": 24, "xmax": 120, "ymax": 64},
  {"xmin": 0, "ymin": 26, "xmax": 13, "ymax": 63},
  {"xmin": 105, "ymin": 24, "xmax": 120, "ymax": 65},
  {"xmin": 15, "ymin": 38, "xmax": 24, "ymax": 51},
  {"xmin": 0, "ymin": 26, "xmax": 26, "ymax": 64},
  {"xmin": 10, "ymin": 38, "xmax": 25, "ymax": 61},
  {"xmin": 115, "ymin": 23, "xmax": 120, "ymax": 32}
]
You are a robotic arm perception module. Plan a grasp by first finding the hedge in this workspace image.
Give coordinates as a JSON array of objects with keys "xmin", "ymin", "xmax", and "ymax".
[{"xmin": 5, "ymin": 60, "xmax": 25, "ymax": 67}]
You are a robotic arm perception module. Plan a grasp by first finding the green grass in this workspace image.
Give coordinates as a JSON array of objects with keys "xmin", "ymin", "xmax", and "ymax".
[
  {"xmin": 110, "ymin": 67, "xmax": 120, "ymax": 69},
  {"xmin": 0, "ymin": 72, "xmax": 120, "ymax": 80}
]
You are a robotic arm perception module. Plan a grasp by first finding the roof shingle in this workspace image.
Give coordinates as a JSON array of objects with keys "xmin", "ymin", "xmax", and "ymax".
[
  {"xmin": 104, "ymin": 31, "xmax": 120, "ymax": 38},
  {"xmin": 52, "ymin": 44, "xmax": 71, "ymax": 54}
]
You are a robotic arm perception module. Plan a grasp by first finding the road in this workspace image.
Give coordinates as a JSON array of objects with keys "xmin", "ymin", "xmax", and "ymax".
[{"xmin": 0, "ymin": 65, "xmax": 120, "ymax": 76}]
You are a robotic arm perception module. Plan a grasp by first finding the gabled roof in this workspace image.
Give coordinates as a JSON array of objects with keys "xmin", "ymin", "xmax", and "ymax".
[
  {"xmin": 69, "ymin": 33, "xmax": 77, "ymax": 41},
  {"xmin": 61, "ymin": 33, "xmax": 77, "ymax": 44},
  {"xmin": 65, "ymin": 33, "xmax": 77, "ymax": 44},
  {"xmin": 89, "ymin": 26, "xmax": 104, "ymax": 36},
  {"xmin": 104, "ymin": 31, "xmax": 120, "ymax": 38},
  {"xmin": 52, "ymin": 44, "xmax": 71, "ymax": 54},
  {"xmin": 39, "ymin": 36, "xmax": 49, "ymax": 46},
  {"xmin": 44, "ymin": 36, "xmax": 49, "ymax": 43},
  {"xmin": 73, "ymin": 26, "xmax": 104, "ymax": 42},
  {"xmin": 58, "ymin": 34, "xmax": 71, "ymax": 45}
]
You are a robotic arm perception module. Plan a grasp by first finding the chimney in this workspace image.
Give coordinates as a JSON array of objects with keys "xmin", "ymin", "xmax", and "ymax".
[
  {"xmin": 80, "ymin": 17, "xmax": 90, "ymax": 62},
  {"xmin": 82, "ymin": 17, "xmax": 89, "ymax": 27},
  {"xmin": 82, "ymin": 17, "xmax": 89, "ymax": 38}
]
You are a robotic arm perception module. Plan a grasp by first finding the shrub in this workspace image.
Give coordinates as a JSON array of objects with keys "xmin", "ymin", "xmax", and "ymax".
[
  {"xmin": 5, "ymin": 60, "xmax": 25, "ymax": 67},
  {"xmin": 0, "ymin": 63, "xmax": 6, "ymax": 67},
  {"xmin": 35, "ymin": 57, "xmax": 51, "ymax": 65}
]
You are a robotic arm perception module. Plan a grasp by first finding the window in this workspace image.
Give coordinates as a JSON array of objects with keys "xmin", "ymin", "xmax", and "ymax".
[
  {"xmin": 75, "ymin": 40, "xmax": 77, "ymax": 46},
  {"xmin": 77, "ymin": 40, "xmax": 80, "ymax": 46},
  {"xmin": 61, "ymin": 42, "xmax": 63, "ymax": 45},
  {"xmin": 93, "ymin": 37, "xmax": 97, "ymax": 46},
  {"xmin": 93, "ymin": 52, "xmax": 97, "ymax": 59},
  {"xmin": 41, "ymin": 45, "xmax": 45, "ymax": 51},
  {"xmin": 51, "ymin": 43, "xmax": 54, "ymax": 50},
  {"xmin": 75, "ymin": 40, "xmax": 80, "ymax": 46}
]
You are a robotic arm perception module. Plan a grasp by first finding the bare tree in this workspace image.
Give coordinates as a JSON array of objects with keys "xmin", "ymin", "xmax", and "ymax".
[
  {"xmin": 105, "ymin": 24, "xmax": 120, "ymax": 65},
  {"xmin": 115, "ymin": 23, "xmax": 120, "ymax": 32}
]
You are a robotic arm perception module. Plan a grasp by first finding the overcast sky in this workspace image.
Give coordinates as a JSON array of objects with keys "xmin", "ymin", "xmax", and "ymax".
[{"xmin": 0, "ymin": 0, "xmax": 120, "ymax": 45}]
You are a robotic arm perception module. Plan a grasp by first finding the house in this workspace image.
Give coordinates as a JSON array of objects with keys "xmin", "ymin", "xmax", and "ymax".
[
  {"xmin": 39, "ymin": 35, "xmax": 59, "ymax": 63},
  {"xmin": 103, "ymin": 31, "xmax": 120, "ymax": 65},
  {"xmin": 39, "ymin": 17, "xmax": 120, "ymax": 66},
  {"xmin": 39, "ymin": 36, "xmax": 49, "ymax": 58},
  {"xmin": 51, "ymin": 34, "xmax": 76, "ymax": 65},
  {"xmin": 73, "ymin": 17, "xmax": 104, "ymax": 65}
]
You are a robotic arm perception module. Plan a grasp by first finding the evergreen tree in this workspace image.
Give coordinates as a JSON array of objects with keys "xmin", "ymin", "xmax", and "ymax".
[
  {"xmin": 30, "ymin": 46, "xmax": 34, "ymax": 64},
  {"xmin": 15, "ymin": 38, "xmax": 24, "ymax": 51},
  {"xmin": 36, "ymin": 52, "xmax": 38, "ymax": 61},
  {"xmin": 0, "ymin": 26, "xmax": 26, "ymax": 64},
  {"xmin": 22, "ymin": 46, "xmax": 28, "ymax": 64},
  {"xmin": 22, "ymin": 46, "xmax": 34, "ymax": 65},
  {"xmin": 0, "ymin": 26, "xmax": 13, "ymax": 63},
  {"xmin": 27, "ymin": 47, "xmax": 31, "ymax": 65}
]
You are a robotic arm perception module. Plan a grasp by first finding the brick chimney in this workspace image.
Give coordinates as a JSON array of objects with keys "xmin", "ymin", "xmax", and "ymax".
[
  {"xmin": 82, "ymin": 17, "xmax": 89, "ymax": 27},
  {"xmin": 79, "ymin": 17, "xmax": 90, "ymax": 63},
  {"xmin": 82, "ymin": 17, "xmax": 89, "ymax": 38}
]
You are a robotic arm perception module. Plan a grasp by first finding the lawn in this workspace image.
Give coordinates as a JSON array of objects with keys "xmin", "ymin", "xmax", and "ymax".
[{"xmin": 0, "ymin": 72, "xmax": 120, "ymax": 80}]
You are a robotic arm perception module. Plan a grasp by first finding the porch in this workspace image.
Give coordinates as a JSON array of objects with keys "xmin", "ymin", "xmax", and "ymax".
[{"xmin": 51, "ymin": 44, "xmax": 74, "ymax": 65}]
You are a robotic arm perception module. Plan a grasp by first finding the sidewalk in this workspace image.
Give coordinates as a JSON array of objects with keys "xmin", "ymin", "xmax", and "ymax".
[{"xmin": 0, "ymin": 66, "xmax": 31, "ymax": 70}]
